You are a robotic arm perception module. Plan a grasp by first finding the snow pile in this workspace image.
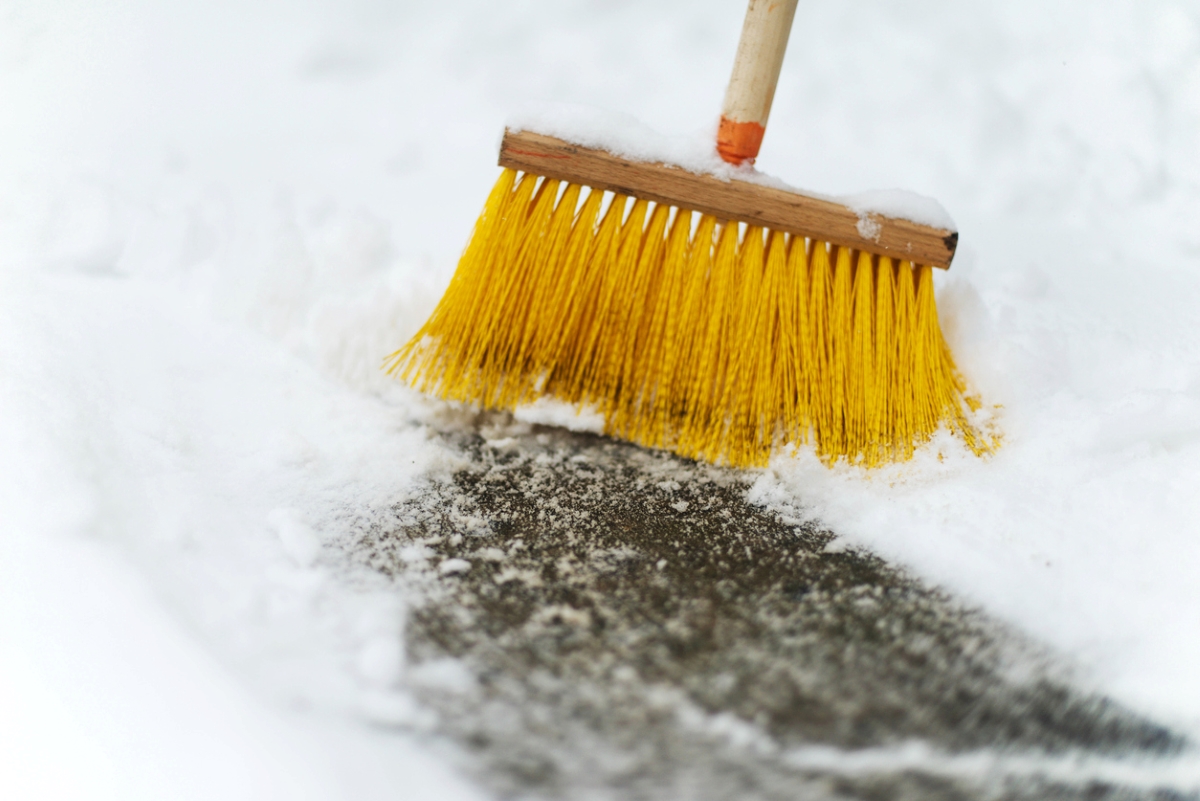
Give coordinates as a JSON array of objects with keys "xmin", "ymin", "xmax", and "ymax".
[{"xmin": 0, "ymin": 267, "xmax": 481, "ymax": 798}]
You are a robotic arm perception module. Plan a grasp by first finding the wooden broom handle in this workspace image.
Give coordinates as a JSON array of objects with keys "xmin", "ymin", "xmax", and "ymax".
[{"xmin": 717, "ymin": 0, "xmax": 799, "ymax": 165}]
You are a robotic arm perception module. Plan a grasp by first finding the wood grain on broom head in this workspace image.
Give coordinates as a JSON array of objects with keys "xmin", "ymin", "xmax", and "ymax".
[
  {"xmin": 386, "ymin": 150, "xmax": 996, "ymax": 468},
  {"xmin": 499, "ymin": 130, "xmax": 959, "ymax": 270}
]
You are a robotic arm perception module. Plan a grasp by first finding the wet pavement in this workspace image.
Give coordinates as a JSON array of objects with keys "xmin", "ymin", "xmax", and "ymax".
[{"xmin": 349, "ymin": 412, "xmax": 1194, "ymax": 801}]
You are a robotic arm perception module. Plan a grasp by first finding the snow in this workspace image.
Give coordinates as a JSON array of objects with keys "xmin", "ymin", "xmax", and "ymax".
[
  {"xmin": 2, "ymin": 0, "xmax": 1200, "ymax": 797},
  {"xmin": 513, "ymin": 396, "xmax": 606, "ymax": 433},
  {"xmin": 507, "ymin": 102, "xmax": 734, "ymax": 179},
  {"xmin": 268, "ymin": 508, "xmax": 324, "ymax": 567},
  {"xmin": 842, "ymin": 189, "xmax": 957, "ymax": 233},
  {"xmin": 509, "ymin": 103, "xmax": 958, "ymax": 229},
  {"xmin": 438, "ymin": 558, "xmax": 473, "ymax": 576},
  {"xmin": 779, "ymin": 742, "xmax": 1200, "ymax": 791},
  {"xmin": 0, "ymin": 519, "xmax": 479, "ymax": 801}
]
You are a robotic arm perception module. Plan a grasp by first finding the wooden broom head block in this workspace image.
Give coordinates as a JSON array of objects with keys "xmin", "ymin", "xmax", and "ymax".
[{"xmin": 499, "ymin": 129, "xmax": 958, "ymax": 269}]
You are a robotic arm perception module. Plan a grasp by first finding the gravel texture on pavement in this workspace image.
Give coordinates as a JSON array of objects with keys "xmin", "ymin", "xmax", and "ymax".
[{"xmin": 349, "ymin": 412, "xmax": 1190, "ymax": 801}]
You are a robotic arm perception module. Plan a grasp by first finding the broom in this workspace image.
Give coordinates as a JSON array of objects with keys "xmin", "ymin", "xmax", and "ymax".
[{"xmin": 387, "ymin": 0, "xmax": 996, "ymax": 469}]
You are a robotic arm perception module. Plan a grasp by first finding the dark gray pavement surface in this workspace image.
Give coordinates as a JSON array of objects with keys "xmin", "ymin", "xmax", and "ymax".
[{"xmin": 349, "ymin": 412, "xmax": 1194, "ymax": 801}]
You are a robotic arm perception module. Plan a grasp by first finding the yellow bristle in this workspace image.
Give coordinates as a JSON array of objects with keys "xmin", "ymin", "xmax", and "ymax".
[
  {"xmin": 771, "ymin": 231, "xmax": 802, "ymax": 445},
  {"xmin": 723, "ymin": 225, "xmax": 766, "ymax": 465},
  {"xmin": 664, "ymin": 213, "xmax": 717, "ymax": 442},
  {"xmin": 805, "ymin": 239, "xmax": 833, "ymax": 451},
  {"xmin": 503, "ymin": 181, "xmax": 581, "ymax": 406},
  {"xmin": 387, "ymin": 169, "xmax": 997, "ymax": 469},
  {"xmin": 872, "ymin": 256, "xmax": 897, "ymax": 462},
  {"xmin": 681, "ymin": 220, "xmax": 740, "ymax": 462}
]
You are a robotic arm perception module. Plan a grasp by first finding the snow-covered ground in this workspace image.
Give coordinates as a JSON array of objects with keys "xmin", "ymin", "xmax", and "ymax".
[{"xmin": 2, "ymin": 0, "xmax": 1199, "ymax": 797}]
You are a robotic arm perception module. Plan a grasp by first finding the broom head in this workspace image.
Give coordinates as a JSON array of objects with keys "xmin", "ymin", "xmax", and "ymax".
[{"xmin": 387, "ymin": 130, "xmax": 996, "ymax": 468}]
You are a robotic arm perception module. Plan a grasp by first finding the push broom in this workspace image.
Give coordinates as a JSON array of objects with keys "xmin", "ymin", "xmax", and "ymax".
[{"xmin": 387, "ymin": 0, "xmax": 996, "ymax": 469}]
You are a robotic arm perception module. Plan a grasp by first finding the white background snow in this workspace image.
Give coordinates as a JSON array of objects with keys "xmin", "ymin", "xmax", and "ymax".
[{"xmin": 2, "ymin": 0, "xmax": 1199, "ymax": 797}]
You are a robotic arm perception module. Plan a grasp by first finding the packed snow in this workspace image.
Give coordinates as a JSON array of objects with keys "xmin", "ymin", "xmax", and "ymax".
[{"xmin": 2, "ymin": 0, "xmax": 1199, "ymax": 798}]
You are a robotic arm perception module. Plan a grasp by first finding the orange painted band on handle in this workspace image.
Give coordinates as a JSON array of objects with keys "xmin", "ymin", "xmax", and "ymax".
[
  {"xmin": 718, "ymin": 0, "xmax": 799, "ymax": 166},
  {"xmin": 717, "ymin": 117, "xmax": 766, "ymax": 165}
]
